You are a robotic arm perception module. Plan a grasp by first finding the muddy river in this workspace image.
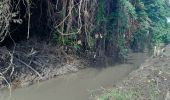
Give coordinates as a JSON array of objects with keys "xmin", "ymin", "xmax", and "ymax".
[{"xmin": 0, "ymin": 53, "xmax": 148, "ymax": 100}]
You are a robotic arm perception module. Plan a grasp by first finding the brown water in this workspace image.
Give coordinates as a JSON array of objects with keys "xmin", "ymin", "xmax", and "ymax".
[{"xmin": 0, "ymin": 53, "xmax": 148, "ymax": 100}]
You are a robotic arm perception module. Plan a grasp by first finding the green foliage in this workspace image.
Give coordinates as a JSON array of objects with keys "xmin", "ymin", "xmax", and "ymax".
[
  {"xmin": 51, "ymin": 0, "xmax": 170, "ymax": 61},
  {"xmin": 116, "ymin": 0, "xmax": 136, "ymax": 56},
  {"xmin": 87, "ymin": 35, "xmax": 95, "ymax": 49},
  {"xmin": 130, "ymin": 0, "xmax": 170, "ymax": 52},
  {"xmin": 96, "ymin": 0, "xmax": 105, "ymax": 26},
  {"xmin": 53, "ymin": 32, "xmax": 63, "ymax": 45},
  {"xmin": 160, "ymin": 27, "xmax": 170, "ymax": 44},
  {"xmin": 98, "ymin": 89, "xmax": 137, "ymax": 100},
  {"xmin": 53, "ymin": 31, "xmax": 80, "ymax": 50},
  {"xmin": 131, "ymin": 29, "xmax": 148, "ymax": 51},
  {"xmin": 142, "ymin": 0, "xmax": 170, "ymax": 45}
]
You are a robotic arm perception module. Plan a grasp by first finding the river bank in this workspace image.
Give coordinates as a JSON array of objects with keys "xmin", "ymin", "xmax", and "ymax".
[
  {"xmin": 0, "ymin": 39, "xmax": 89, "ymax": 90},
  {"xmin": 98, "ymin": 45, "xmax": 170, "ymax": 100},
  {"xmin": 0, "ymin": 51, "xmax": 148, "ymax": 100}
]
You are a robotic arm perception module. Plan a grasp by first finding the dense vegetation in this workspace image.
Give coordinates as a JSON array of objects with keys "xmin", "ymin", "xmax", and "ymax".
[
  {"xmin": 0, "ymin": 0, "xmax": 170, "ymax": 95},
  {"xmin": 0, "ymin": 0, "xmax": 170, "ymax": 63}
]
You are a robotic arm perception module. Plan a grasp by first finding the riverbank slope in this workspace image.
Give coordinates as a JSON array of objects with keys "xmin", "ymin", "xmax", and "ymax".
[
  {"xmin": 98, "ymin": 45, "xmax": 170, "ymax": 100},
  {"xmin": 0, "ymin": 40, "xmax": 89, "ymax": 89}
]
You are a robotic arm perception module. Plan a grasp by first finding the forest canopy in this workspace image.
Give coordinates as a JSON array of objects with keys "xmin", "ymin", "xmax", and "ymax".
[{"xmin": 0, "ymin": 0, "xmax": 170, "ymax": 62}]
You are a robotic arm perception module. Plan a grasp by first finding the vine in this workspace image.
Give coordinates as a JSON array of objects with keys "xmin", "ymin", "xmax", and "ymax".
[{"xmin": 0, "ymin": 0, "xmax": 169, "ymax": 63}]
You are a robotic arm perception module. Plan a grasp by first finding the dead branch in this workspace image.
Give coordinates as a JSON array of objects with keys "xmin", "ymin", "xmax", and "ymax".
[{"xmin": 15, "ymin": 58, "xmax": 42, "ymax": 79}]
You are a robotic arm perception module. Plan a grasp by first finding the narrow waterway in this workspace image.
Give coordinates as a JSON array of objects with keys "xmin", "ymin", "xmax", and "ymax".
[{"xmin": 0, "ymin": 53, "xmax": 148, "ymax": 100}]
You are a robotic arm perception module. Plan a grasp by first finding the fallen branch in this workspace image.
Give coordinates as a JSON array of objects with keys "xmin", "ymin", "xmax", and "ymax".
[{"xmin": 15, "ymin": 58, "xmax": 42, "ymax": 79}]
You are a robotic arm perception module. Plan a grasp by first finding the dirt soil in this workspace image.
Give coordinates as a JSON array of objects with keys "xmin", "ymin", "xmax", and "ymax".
[
  {"xmin": 0, "ymin": 39, "xmax": 89, "ymax": 90},
  {"xmin": 99, "ymin": 45, "xmax": 170, "ymax": 100}
]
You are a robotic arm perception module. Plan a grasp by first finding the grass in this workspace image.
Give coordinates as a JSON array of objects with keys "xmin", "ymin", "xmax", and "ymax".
[
  {"xmin": 97, "ymin": 89, "xmax": 137, "ymax": 100},
  {"xmin": 97, "ymin": 79, "xmax": 161, "ymax": 100}
]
